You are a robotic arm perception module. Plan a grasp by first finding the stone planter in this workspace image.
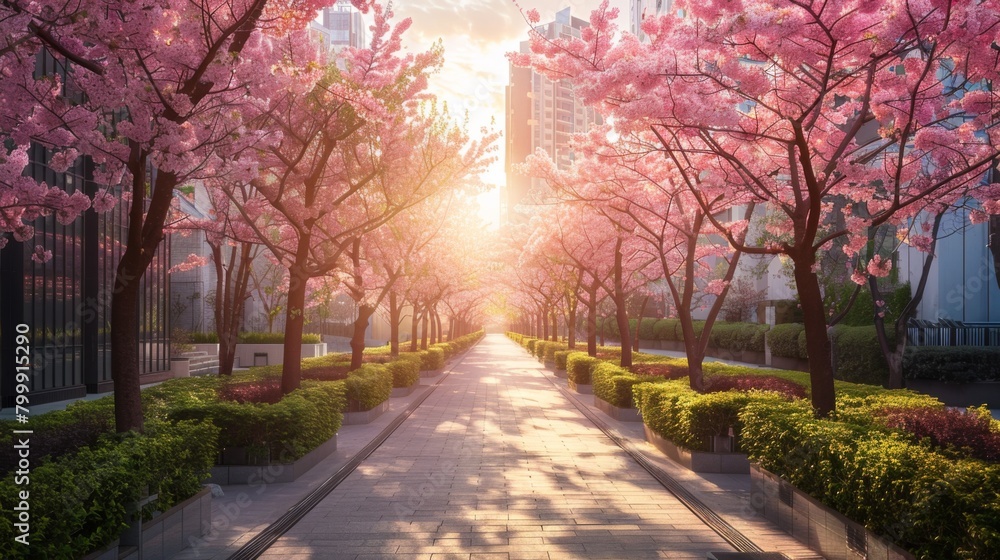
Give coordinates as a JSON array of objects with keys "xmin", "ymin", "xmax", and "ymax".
[
  {"xmin": 190, "ymin": 343, "xmax": 220, "ymax": 356},
  {"xmin": 234, "ymin": 342, "xmax": 328, "ymax": 368},
  {"xmin": 420, "ymin": 367, "xmax": 443, "ymax": 378},
  {"xmin": 906, "ymin": 379, "xmax": 1000, "ymax": 408},
  {"xmin": 208, "ymin": 433, "xmax": 338, "ymax": 485},
  {"xmin": 643, "ymin": 425, "xmax": 749, "ymax": 473},
  {"xmin": 544, "ymin": 359, "xmax": 556, "ymax": 369},
  {"xmin": 140, "ymin": 487, "xmax": 212, "ymax": 560},
  {"xmin": 554, "ymin": 369, "xmax": 568, "ymax": 379},
  {"xmin": 594, "ymin": 397, "xmax": 642, "ymax": 422},
  {"xmin": 751, "ymin": 465, "xmax": 915, "ymax": 560},
  {"xmin": 343, "ymin": 400, "xmax": 390, "ymax": 425},
  {"xmin": 391, "ymin": 384, "xmax": 420, "ymax": 398},
  {"xmin": 169, "ymin": 357, "xmax": 190, "ymax": 378},
  {"xmin": 770, "ymin": 355, "xmax": 809, "ymax": 372},
  {"xmin": 568, "ymin": 380, "xmax": 592, "ymax": 394}
]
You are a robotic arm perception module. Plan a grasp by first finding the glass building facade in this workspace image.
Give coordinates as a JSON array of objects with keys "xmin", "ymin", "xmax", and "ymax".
[{"xmin": 0, "ymin": 59, "xmax": 170, "ymax": 406}]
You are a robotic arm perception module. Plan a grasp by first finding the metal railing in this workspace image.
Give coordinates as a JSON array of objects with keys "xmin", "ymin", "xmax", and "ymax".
[{"xmin": 907, "ymin": 319, "xmax": 1000, "ymax": 347}]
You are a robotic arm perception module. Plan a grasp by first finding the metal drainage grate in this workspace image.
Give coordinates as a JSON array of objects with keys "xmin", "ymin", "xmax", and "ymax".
[{"xmin": 707, "ymin": 553, "xmax": 791, "ymax": 560}]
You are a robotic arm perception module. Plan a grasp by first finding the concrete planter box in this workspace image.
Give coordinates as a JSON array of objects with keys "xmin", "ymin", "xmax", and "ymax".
[
  {"xmin": 906, "ymin": 379, "xmax": 1000, "ymax": 408},
  {"xmin": 643, "ymin": 425, "xmax": 749, "ymax": 473},
  {"xmin": 568, "ymin": 380, "xmax": 593, "ymax": 394},
  {"xmin": 420, "ymin": 368, "xmax": 443, "ymax": 378},
  {"xmin": 140, "ymin": 487, "xmax": 212, "ymax": 560},
  {"xmin": 706, "ymin": 348, "xmax": 766, "ymax": 365},
  {"xmin": 544, "ymin": 359, "xmax": 556, "ymax": 369},
  {"xmin": 751, "ymin": 465, "xmax": 915, "ymax": 560},
  {"xmin": 554, "ymin": 369, "xmax": 568, "ymax": 379},
  {"xmin": 234, "ymin": 342, "xmax": 328, "ymax": 368},
  {"xmin": 81, "ymin": 488, "xmax": 213, "ymax": 560},
  {"xmin": 208, "ymin": 433, "xmax": 338, "ymax": 486},
  {"xmin": 170, "ymin": 357, "xmax": 190, "ymax": 378},
  {"xmin": 343, "ymin": 400, "xmax": 390, "ymax": 425},
  {"xmin": 594, "ymin": 397, "xmax": 642, "ymax": 422},
  {"xmin": 770, "ymin": 355, "xmax": 810, "ymax": 372},
  {"xmin": 190, "ymin": 343, "xmax": 220, "ymax": 355},
  {"xmin": 391, "ymin": 384, "xmax": 419, "ymax": 398}
]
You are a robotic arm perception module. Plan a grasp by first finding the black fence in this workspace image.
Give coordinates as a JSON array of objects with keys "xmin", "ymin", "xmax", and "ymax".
[{"xmin": 907, "ymin": 319, "xmax": 1000, "ymax": 347}]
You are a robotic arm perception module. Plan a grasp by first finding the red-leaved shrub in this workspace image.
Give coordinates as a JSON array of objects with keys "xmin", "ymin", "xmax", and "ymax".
[
  {"xmin": 703, "ymin": 375, "xmax": 807, "ymax": 400},
  {"xmin": 882, "ymin": 407, "xmax": 1000, "ymax": 462},
  {"xmin": 217, "ymin": 380, "xmax": 283, "ymax": 404},
  {"xmin": 302, "ymin": 364, "xmax": 350, "ymax": 381},
  {"xmin": 628, "ymin": 363, "xmax": 689, "ymax": 379}
]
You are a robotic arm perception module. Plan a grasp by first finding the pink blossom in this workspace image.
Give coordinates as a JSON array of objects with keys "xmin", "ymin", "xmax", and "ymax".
[
  {"xmin": 92, "ymin": 190, "xmax": 117, "ymax": 213},
  {"xmin": 908, "ymin": 234, "xmax": 933, "ymax": 253},
  {"xmin": 30, "ymin": 245, "xmax": 51, "ymax": 264},
  {"xmin": 851, "ymin": 270, "xmax": 868, "ymax": 286},
  {"xmin": 866, "ymin": 255, "xmax": 892, "ymax": 278},
  {"xmin": 169, "ymin": 253, "xmax": 210, "ymax": 274},
  {"xmin": 970, "ymin": 210, "xmax": 989, "ymax": 224},
  {"xmin": 705, "ymin": 279, "xmax": 729, "ymax": 296}
]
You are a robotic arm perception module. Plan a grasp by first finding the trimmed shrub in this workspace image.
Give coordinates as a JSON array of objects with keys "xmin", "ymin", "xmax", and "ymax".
[
  {"xmin": 703, "ymin": 374, "xmax": 807, "ymax": 400},
  {"xmin": 628, "ymin": 361, "xmax": 689, "ymax": 379},
  {"xmin": 831, "ymin": 325, "xmax": 889, "ymax": 385},
  {"xmin": 881, "ymin": 406, "xmax": 1000, "ymax": 462},
  {"xmin": 740, "ymin": 401, "xmax": 1000, "ymax": 559},
  {"xmin": 638, "ymin": 317, "xmax": 659, "ymax": 340},
  {"xmin": 419, "ymin": 347, "xmax": 446, "ymax": 370},
  {"xmin": 190, "ymin": 331, "xmax": 219, "ymax": 343},
  {"xmin": 344, "ymin": 364, "xmax": 393, "ymax": 411},
  {"xmin": 0, "ymin": 420, "xmax": 218, "ymax": 559},
  {"xmin": 675, "ymin": 320, "xmax": 706, "ymax": 342},
  {"xmin": 593, "ymin": 363, "xmax": 670, "ymax": 408},
  {"xmin": 768, "ymin": 323, "xmax": 806, "ymax": 359},
  {"xmin": 526, "ymin": 338, "xmax": 538, "ymax": 355},
  {"xmin": 217, "ymin": 379, "xmax": 284, "ymax": 404},
  {"xmin": 904, "ymin": 346, "xmax": 1000, "ymax": 382},
  {"xmin": 652, "ymin": 318, "xmax": 680, "ymax": 341},
  {"xmin": 386, "ymin": 357, "xmax": 421, "ymax": 388},
  {"xmin": 709, "ymin": 322, "xmax": 769, "ymax": 353},
  {"xmin": 237, "ymin": 331, "xmax": 322, "ymax": 344},
  {"xmin": 0, "ymin": 398, "xmax": 113, "ymax": 476},
  {"xmin": 543, "ymin": 341, "xmax": 568, "ymax": 361},
  {"xmin": 554, "ymin": 350, "xmax": 574, "ymax": 370},
  {"xmin": 567, "ymin": 353, "xmax": 601, "ymax": 385}
]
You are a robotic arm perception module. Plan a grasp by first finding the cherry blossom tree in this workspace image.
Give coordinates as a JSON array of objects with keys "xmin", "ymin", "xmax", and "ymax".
[
  {"xmin": 239, "ymin": 12, "xmax": 496, "ymax": 392},
  {"xmin": 514, "ymin": 0, "xmax": 1000, "ymax": 416},
  {"xmin": 1, "ymin": 0, "xmax": 346, "ymax": 431}
]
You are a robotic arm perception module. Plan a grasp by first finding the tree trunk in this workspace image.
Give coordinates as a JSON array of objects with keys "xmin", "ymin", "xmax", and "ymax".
[
  {"xmin": 110, "ymin": 260, "xmax": 145, "ymax": 433},
  {"xmin": 613, "ymin": 239, "xmax": 632, "ymax": 368},
  {"xmin": 281, "ymin": 265, "xmax": 308, "ymax": 394},
  {"xmin": 430, "ymin": 307, "xmax": 438, "ymax": 345},
  {"xmin": 421, "ymin": 311, "xmax": 429, "ymax": 349},
  {"xmin": 435, "ymin": 310, "xmax": 443, "ymax": 343},
  {"xmin": 792, "ymin": 255, "xmax": 836, "ymax": 417},
  {"xmin": 567, "ymin": 300, "xmax": 577, "ymax": 350},
  {"xmin": 586, "ymin": 283, "xmax": 597, "ymax": 356},
  {"xmin": 350, "ymin": 304, "xmax": 374, "ymax": 370},
  {"xmin": 213, "ymin": 241, "xmax": 254, "ymax": 377},
  {"xmin": 632, "ymin": 295, "xmax": 647, "ymax": 353},
  {"xmin": 389, "ymin": 292, "xmax": 400, "ymax": 356},
  {"xmin": 551, "ymin": 310, "xmax": 558, "ymax": 342},
  {"xmin": 409, "ymin": 304, "xmax": 420, "ymax": 352}
]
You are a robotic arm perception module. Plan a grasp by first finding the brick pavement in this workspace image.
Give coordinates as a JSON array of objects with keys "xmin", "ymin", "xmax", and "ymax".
[{"xmin": 257, "ymin": 334, "xmax": 795, "ymax": 560}]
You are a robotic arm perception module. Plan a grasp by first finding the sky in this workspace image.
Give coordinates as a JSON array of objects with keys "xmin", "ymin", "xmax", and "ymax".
[{"xmin": 389, "ymin": 0, "xmax": 632, "ymax": 228}]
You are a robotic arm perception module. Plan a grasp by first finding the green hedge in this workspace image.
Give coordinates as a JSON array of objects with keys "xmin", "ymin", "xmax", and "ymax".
[
  {"xmin": 904, "ymin": 346, "xmax": 1000, "ymax": 382},
  {"xmin": 709, "ymin": 322, "xmax": 769, "ymax": 353},
  {"xmin": 741, "ymin": 400, "xmax": 1000, "ymax": 559},
  {"xmin": 419, "ymin": 347, "xmax": 445, "ymax": 370},
  {"xmin": 344, "ymin": 364, "xmax": 393, "ymax": 411},
  {"xmin": 831, "ymin": 325, "xmax": 889, "ymax": 385},
  {"xmin": 638, "ymin": 318, "xmax": 659, "ymax": 340},
  {"xmin": 768, "ymin": 323, "xmax": 807, "ymax": 359},
  {"xmin": 592, "ymin": 362, "xmax": 668, "ymax": 408},
  {"xmin": 237, "ymin": 331, "xmax": 322, "ymax": 344},
  {"xmin": 567, "ymin": 353, "xmax": 601, "ymax": 385},
  {"xmin": 634, "ymin": 380, "xmax": 789, "ymax": 451},
  {"xmin": 165, "ymin": 381, "xmax": 345, "ymax": 460},
  {"xmin": 386, "ymin": 356, "xmax": 421, "ymax": 388},
  {"xmin": 652, "ymin": 318, "xmax": 680, "ymax": 341},
  {"xmin": 0, "ymin": 420, "xmax": 218, "ymax": 559},
  {"xmin": 554, "ymin": 350, "xmax": 574, "ymax": 371}
]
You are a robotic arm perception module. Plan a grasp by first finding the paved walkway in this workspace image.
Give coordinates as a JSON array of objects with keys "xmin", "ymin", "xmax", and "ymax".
[{"xmin": 254, "ymin": 334, "xmax": 813, "ymax": 560}]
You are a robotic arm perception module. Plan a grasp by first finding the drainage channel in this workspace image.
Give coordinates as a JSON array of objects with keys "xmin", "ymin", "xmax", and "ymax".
[
  {"xmin": 227, "ymin": 347, "xmax": 475, "ymax": 560},
  {"xmin": 542, "ymin": 366, "xmax": 765, "ymax": 555}
]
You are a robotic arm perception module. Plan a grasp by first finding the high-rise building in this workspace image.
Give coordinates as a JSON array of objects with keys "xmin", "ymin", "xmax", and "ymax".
[
  {"xmin": 630, "ymin": 0, "xmax": 674, "ymax": 43},
  {"xmin": 311, "ymin": 0, "xmax": 368, "ymax": 52},
  {"xmin": 505, "ymin": 8, "xmax": 603, "ymax": 222}
]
